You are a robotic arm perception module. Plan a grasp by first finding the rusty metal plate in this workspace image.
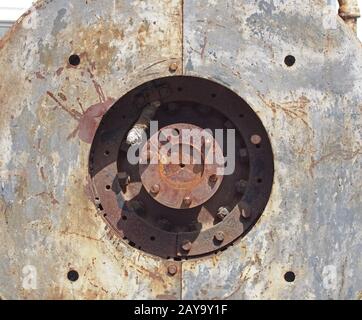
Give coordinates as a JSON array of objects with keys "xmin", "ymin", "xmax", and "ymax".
[
  {"xmin": 0, "ymin": 0, "xmax": 361, "ymax": 300},
  {"xmin": 89, "ymin": 76, "xmax": 274, "ymax": 259}
]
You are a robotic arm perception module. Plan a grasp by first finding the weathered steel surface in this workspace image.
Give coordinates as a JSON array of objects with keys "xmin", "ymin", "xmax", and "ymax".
[
  {"xmin": 0, "ymin": 0, "xmax": 182, "ymax": 300},
  {"xmin": 0, "ymin": 0, "xmax": 361, "ymax": 300},
  {"xmin": 183, "ymin": 0, "xmax": 362, "ymax": 300}
]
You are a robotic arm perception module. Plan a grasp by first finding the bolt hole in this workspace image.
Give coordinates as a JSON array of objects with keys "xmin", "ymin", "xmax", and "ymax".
[
  {"xmin": 104, "ymin": 150, "xmax": 110, "ymax": 156},
  {"xmin": 103, "ymin": 213, "xmax": 107, "ymax": 218},
  {"xmin": 95, "ymin": 197, "xmax": 100, "ymax": 201},
  {"xmin": 239, "ymin": 114, "xmax": 244, "ymax": 118},
  {"xmin": 69, "ymin": 54, "xmax": 81, "ymax": 66},
  {"xmin": 256, "ymin": 144, "xmax": 261, "ymax": 149},
  {"xmin": 177, "ymin": 87, "xmax": 183, "ymax": 92},
  {"xmin": 180, "ymin": 163, "xmax": 186, "ymax": 168},
  {"xmin": 106, "ymin": 185, "xmax": 111, "ymax": 190},
  {"xmin": 257, "ymin": 178, "xmax": 262, "ymax": 183},
  {"xmin": 67, "ymin": 270, "xmax": 79, "ymax": 282},
  {"xmin": 211, "ymin": 93, "xmax": 217, "ymax": 98},
  {"xmin": 284, "ymin": 271, "xmax": 296, "ymax": 283},
  {"xmin": 284, "ymin": 55, "xmax": 296, "ymax": 67},
  {"xmin": 122, "ymin": 216, "xmax": 127, "ymax": 221},
  {"xmin": 150, "ymin": 236, "xmax": 156, "ymax": 241}
]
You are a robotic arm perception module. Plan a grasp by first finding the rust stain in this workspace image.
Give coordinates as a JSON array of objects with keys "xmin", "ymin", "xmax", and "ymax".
[
  {"xmin": 259, "ymin": 94, "xmax": 311, "ymax": 129},
  {"xmin": 46, "ymin": 91, "xmax": 82, "ymax": 121},
  {"xmin": 78, "ymin": 98, "xmax": 115, "ymax": 144},
  {"xmin": 58, "ymin": 92, "xmax": 67, "ymax": 101},
  {"xmin": 137, "ymin": 21, "xmax": 150, "ymax": 48},
  {"xmin": 40, "ymin": 166, "xmax": 46, "ymax": 181},
  {"xmin": 59, "ymin": 229, "xmax": 103, "ymax": 243},
  {"xmin": 35, "ymin": 191, "xmax": 60, "ymax": 205},
  {"xmin": 36, "ymin": 71, "xmax": 46, "ymax": 80},
  {"xmin": 55, "ymin": 67, "xmax": 64, "ymax": 76}
]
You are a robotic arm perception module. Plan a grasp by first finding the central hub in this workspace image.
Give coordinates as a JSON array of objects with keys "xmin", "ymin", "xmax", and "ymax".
[{"xmin": 139, "ymin": 123, "xmax": 224, "ymax": 209}]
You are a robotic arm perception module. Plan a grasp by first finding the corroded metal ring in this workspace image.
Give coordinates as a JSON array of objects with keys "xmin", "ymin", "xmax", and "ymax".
[
  {"xmin": 139, "ymin": 123, "xmax": 224, "ymax": 209},
  {"xmin": 89, "ymin": 76, "xmax": 274, "ymax": 259}
]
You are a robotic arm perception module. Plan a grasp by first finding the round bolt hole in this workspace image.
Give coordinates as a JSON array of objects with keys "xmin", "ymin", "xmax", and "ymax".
[
  {"xmin": 105, "ymin": 185, "xmax": 111, "ymax": 190},
  {"xmin": 284, "ymin": 55, "xmax": 296, "ymax": 67},
  {"xmin": 122, "ymin": 215, "xmax": 127, "ymax": 221},
  {"xmin": 211, "ymin": 93, "xmax": 217, "ymax": 98},
  {"xmin": 104, "ymin": 150, "xmax": 110, "ymax": 156},
  {"xmin": 239, "ymin": 114, "xmax": 244, "ymax": 118},
  {"xmin": 257, "ymin": 178, "xmax": 262, "ymax": 184},
  {"xmin": 67, "ymin": 270, "xmax": 79, "ymax": 282},
  {"xmin": 150, "ymin": 236, "xmax": 156, "ymax": 241},
  {"xmin": 177, "ymin": 87, "xmax": 183, "ymax": 92},
  {"xmin": 284, "ymin": 271, "xmax": 296, "ymax": 283},
  {"xmin": 68, "ymin": 54, "xmax": 81, "ymax": 66}
]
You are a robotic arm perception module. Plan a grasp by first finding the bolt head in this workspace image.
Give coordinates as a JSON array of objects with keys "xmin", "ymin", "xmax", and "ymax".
[
  {"xmin": 241, "ymin": 207, "xmax": 251, "ymax": 219},
  {"xmin": 214, "ymin": 231, "xmax": 225, "ymax": 242},
  {"xmin": 167, "ymin": 265, "xmax": 178, "ymax": 276},
  {"xmin": 183, "ymin": 196, "xmax": 192, "ymax": 206},
  {"xmin": 251, "ymin": 134, "xmax": 262, "ymax": 145},
  {"xmin": 217, "ymin": 207, "xmax": 229, "ymax": 220},
  {"xmin": 169, "ymin": 62, "xmax": 178, "ymax": 73},
  {"xmin": 182, "ymin": 241, "xmax": 192, "ymax": 252},
  {"xmin": 209, "ymin": 174, "xmax": 218, "ymax": 183},
  {"xmin": 150, "ymin": 184, "xmax": 160, "ymax": 195}
]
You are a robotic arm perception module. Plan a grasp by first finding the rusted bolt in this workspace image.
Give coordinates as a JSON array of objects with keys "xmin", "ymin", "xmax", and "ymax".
[
  {"xmin": 241, "ymin": 207, "xmax": 251, "ymax": 219},
  {"xmin": 251, "ymin": 134, "xmax": 262, "ymax": 145},
  {"xmin": 209, "ymin": 174, "xmax": 218, "ymax": 183},
  {"xmin": 183, "ymin": 196, "xmax": 192, "ymax": 206},
  {"xmin": 182, "ymin": 240, "xmax": 192, "ymax": 252},
  {"xmin": 235, "ymin": 180, "xmax": 248, "ymax": 194},
  {"xmin": 169, "ymin": 62, "xmax": 178, "ymax": 73},
  {"xmin": 117, "ymin": 172, "xmax": 130, "ymax": 187},
  {"xmin": 167, "ymin": 264, "xmax": 178, "ymax": 276},
  {"xmin": 217, "ymin": 207, "xmax": 229, "ymax": 220},
  {"xmin": 150, "ymin": 184, "xmax": 160, "ymax": 195},
  {"xmin": 214, "ymin": 231, "xmax": 225, "ymax": 243}
]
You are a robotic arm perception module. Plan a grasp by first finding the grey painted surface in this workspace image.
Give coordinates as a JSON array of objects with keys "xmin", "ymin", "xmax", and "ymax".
[{"xmin": 0, "ymin": 0, "xmax": 361, "ymax": 300}]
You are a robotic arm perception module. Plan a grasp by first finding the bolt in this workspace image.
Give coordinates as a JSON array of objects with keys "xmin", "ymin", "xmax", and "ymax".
[
  {"xmin": 214, "ymin": 231, "xmax": 225, "ymax": 243},
  {"xmin": 209, "ymin": 174, "xmax": 218, "ymax": 183},
  {"xmin": 217, "ymin": 207, "xmax": 229, "ymax": 220},
  {"xmin": 251, "ymin": 134, "xmax": 262, "ymax": 145},
  {"xmin": 182, "ymin": 240, "xmax": 192, "ymax": 252},
  {"xmin": 169, "ymin": 62, "xmax": 178, "ymax": 73},
  {"xmin": 183, "ymin": 196, "xmax": 192, "ymax": 206},
  {"xmin": 235, "ymin": 180, "xmax": 248, "ymax": 194},
  {"xmin": 150, "ymin": 184, "xmax": 160, "ymax": 195},
  {"xmin": 167, "ymin": 264, "xmax": 178, "ymax": 276},
  {"xmin": 241, "ymin": 207, "xmax": 251, "ymax": 219},
  {"xmin": 117, "ymin": 172, "xmax": 130, "ymax": 187}
]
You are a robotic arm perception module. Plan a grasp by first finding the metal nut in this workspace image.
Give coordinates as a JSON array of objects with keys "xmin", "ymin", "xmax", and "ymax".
[
  {"xmin": 169, "ymin": 62, "xmax": 178, "ymax": 73},
  {"xmin": 214, "ymin": 231, "xmax": 225, "ymax": 243},
  {"xmin": 183, "ymin": 196, "xmax": 192, "ymax": 206},
  {"xmin": 251, "ymin": 134, "xmax": 262, "ymax": 145},
  {"xmin": 209, "ymin": 174, "xmax": 218, "ymax": 183},
  {"xmin": 217, "ymin": 207, "xmax": 229, "ymax": 220},
  {"xmin": 241, "ymin": 207, "xmax": 251, "ymax": 219},
  {"xmin": 167, "ymin": 264, "xmax": 178, "ymax": 276},
  {"xmin": 182, "ymin": 241, "xmax": 192, "ymax": 252},
  {"xmin": 150, "ymin": 184, "xmax": 160, "ymax": 195}
]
